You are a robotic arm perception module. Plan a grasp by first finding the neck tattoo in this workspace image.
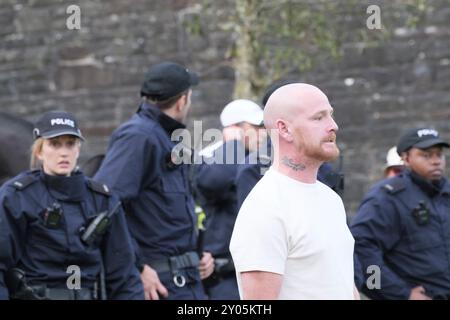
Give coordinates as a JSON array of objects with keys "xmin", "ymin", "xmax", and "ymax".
[{"xmin": 282, "ymin": 156, "xmax": 306, "ymax": 171}]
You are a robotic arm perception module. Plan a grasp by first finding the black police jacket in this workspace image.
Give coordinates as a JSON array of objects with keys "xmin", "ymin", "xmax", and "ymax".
[
  {"xmin": 94, "ymin": 102, "xmax": 197, "ymax": 263},
  {"xmin": 0, "ymin": 170, "xmax": 144, "ymax": 300},
  {"xmin": 195, "ymin": 139, "xmax": 248, "ymax": 257},
  {"xmin": 351, "ymin": 169, "xmax": 450, "ymax": 299}
]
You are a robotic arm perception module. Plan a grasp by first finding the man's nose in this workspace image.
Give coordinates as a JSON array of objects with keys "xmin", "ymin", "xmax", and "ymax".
[{"xmin": 329, "ymin": 117, "xmax": 339, "ymax": 132}]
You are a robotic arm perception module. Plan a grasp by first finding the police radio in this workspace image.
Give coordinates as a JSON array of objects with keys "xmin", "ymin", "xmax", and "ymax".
[
  {"xmin": 412, "ymin": 201, "xmax": 430, "ymax": 225},
  {"xmin": 80, "ymin": 201, "xmax": 122, "ymax": 246}
]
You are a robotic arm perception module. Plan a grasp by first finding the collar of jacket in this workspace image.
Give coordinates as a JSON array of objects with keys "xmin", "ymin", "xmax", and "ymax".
[
  {"xmin": 41, "ymin": 170, "xmax": 87, "ymax": 202},
  {"xmin": 137, "ymin": 101, "xmax": 186, "ymax": 135},
  {"xmin": 407, "ymin": 169, "xmax": 449, "ymax": 198}
]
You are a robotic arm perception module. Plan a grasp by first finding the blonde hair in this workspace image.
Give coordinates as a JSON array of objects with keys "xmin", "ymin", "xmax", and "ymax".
[
  {"xmin": 29, "ymin": 137, "xmax": 82, "ymax": 170},
  {"xmin": 30, "ymin": 138, "xmax": 44, "ymax": 170}
]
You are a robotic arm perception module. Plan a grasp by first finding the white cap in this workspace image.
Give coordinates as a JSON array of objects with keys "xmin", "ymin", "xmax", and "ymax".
[
  {"xmin": 386, "ymin": 146, "xmax": 404, "ymax": 168},
  {"xmin": 220, "ymin": 99, "xmax": 264, "ymax": 127}
]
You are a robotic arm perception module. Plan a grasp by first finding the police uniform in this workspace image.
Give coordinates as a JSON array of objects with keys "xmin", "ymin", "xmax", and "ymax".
[
  {"xmin": 195, "ymin": 140, "xmax": 246, "ymax": 300},
  {"xmin": 0, "ymin": 169, "xmax": 144, "ymax": 300},
  {"xmin": 0, "ymin": 204, "xmax": 10, "ymax": 300},
  {"xmin": 95, "ymin": 101, "xmax": 205, "ymax": 300},
  {"xmin": 0, "ymin": 110, "xmax": 144, "ymax": 300},
  {"xmin": 352, "ymin": 128, "xmax": 450, "ymax": 300},
  {"xmin": 351, "ymin": 169, "xmax": 450, "ymax": 299},
  {"xmin": 235, "ymin": 139, "xmax": 272, "ymax": 210}
]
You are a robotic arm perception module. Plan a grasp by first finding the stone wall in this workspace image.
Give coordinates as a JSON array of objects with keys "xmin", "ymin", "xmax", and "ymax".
[{"xmin": 1, "ymin": 0, "xmax": 449, "ymax": 213}]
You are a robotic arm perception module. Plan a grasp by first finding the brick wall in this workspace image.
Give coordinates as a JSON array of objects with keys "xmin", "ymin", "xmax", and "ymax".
[{"xmin": 1, "ymin": 0, "xmax": 449, "ymax": 213}]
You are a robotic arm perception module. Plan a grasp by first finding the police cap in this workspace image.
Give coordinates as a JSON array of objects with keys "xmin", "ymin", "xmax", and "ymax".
[
  {"xmin": 397, "ymin": 128, "xmax": 449, "ymax": 154},
  {"xmin": 33, "ymin": 111, "xmax": 84, "ymax": 140},
  {"xmin": 140, "ymin": 61, "xmax": 199, "ymax": 101}
]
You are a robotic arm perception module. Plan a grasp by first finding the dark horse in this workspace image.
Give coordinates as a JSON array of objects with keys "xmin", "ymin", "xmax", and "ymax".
[
  {"xmin": 80, "ymin": 154, "xmax": 105, "ymax": 178},
  {"xmin": 0, "ymin": 112, "xmax": 34, "ymax": 185}
]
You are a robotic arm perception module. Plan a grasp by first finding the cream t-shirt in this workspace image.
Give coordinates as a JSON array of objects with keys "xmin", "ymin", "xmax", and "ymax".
[{"xmin": 230, "ymin": 167, "xmax": 355, "ymax": 300}]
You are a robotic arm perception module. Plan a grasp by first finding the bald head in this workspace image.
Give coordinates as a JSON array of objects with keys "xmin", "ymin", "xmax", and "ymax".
[
  {"xmin": 263, "ymin": 83, "xmax": 329, "ymax": 130},
  {"xmin": 263, "ymin": 83, "xmax": 339, "ymax": 178}
]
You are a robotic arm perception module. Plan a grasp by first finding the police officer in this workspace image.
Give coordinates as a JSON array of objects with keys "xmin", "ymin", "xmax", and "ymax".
[
  {"xmin": 0, "ymin": 111, "xmax": 144, "ymax": 300},
  {"xmin": 0, "ymin": 204, "xmax": 9, "ymax": 299},
  {"xmin": 195, "ymin": 99, "xmax": 266, "ymax": 300},
  {"xmin": 94, "ymin": 62, "xmax": 214, "ymax": 300},
  {"xmin": 351, "ymin": 128, "xmax": 450, "ymax": 300}
]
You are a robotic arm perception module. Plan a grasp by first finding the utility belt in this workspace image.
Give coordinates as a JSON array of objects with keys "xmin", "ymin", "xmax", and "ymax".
[
  {"xmin": 146, "ymin": 251, "xmax": 200, "ymax": 288},
  {"xmin": 21, "ymin": 286, "xmax": 95, "ymax": 300},
  {"xmin": 6, "ymin": 268, "xmax": 96, "ymax": 300}
]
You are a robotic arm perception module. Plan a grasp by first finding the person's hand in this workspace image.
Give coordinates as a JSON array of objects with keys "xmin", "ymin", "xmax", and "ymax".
[
  {"xmin": 198, "ymin": 252, "xmax": 215, "ymax": 280},
  {"xmin": 140, "ymin": 264, "xmax": 169, "ymax": 300},
  {"xmin": 409, "ymin": 286, "xmax": 432, "ymax": 300},
  {"xmin": 222, "ymin": 125, "xmax": 243, "ymax": 142}
]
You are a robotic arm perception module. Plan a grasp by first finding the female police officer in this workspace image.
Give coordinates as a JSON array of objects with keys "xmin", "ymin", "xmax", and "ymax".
[{"xmin": 0, "ymin": 111, "xmax": 144, "ymax": 300}]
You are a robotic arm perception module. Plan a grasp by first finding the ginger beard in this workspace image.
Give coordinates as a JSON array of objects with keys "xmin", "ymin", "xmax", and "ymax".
[{"xmin": 295, "ymin": 131, "xmax": 340, "ymax": 163}]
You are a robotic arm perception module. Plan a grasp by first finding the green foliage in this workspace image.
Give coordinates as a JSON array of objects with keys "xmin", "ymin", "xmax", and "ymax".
[
  {"xmin": 185, "ymin": 14, "xmax": 202, "ymax": 36},
  {"xmin": 183, "ymin": 0, "xmax": 441, "ymax": 99}
]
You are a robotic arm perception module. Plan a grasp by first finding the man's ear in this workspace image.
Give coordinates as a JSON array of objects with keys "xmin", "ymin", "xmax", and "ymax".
[
  {"xmin": 176, "ymin": 94, "xmax": 188, "ymax": 112},
  {"xmin": 276, "ymin": 119, "xmax": 293, "ymax": 142}
]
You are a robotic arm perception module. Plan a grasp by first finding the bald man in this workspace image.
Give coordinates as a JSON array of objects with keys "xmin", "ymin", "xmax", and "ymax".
[{"xmin": 229, "ymin": 83, "xmax": 359, "ymax": 300}]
